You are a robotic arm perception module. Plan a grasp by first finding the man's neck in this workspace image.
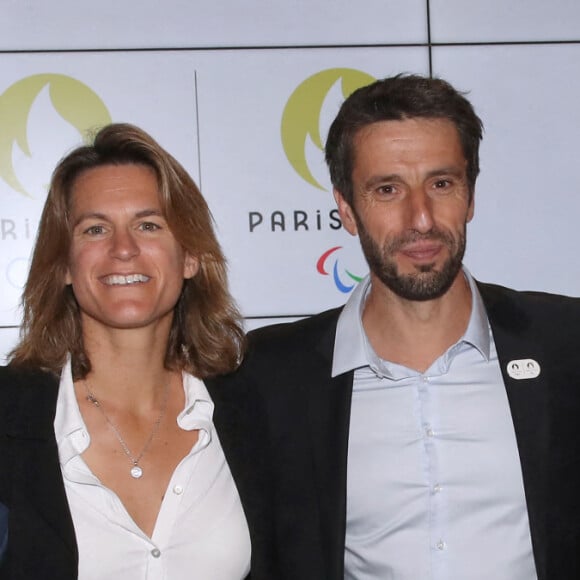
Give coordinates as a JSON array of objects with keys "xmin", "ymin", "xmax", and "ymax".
[{"xmin": 361, "ymin": 272, "xmax": 473, "ymax": 373}]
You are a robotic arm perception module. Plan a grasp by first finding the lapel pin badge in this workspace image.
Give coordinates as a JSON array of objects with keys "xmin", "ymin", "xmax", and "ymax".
[{"xmin": 507, "ymin": 358, "xmax": 541, "ymax": 380}]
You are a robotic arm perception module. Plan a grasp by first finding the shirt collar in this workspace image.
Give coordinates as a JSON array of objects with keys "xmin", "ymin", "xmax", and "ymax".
[
  {"xmin": 54, "ymin": 358, "xmax": 215, "ymax": 466},
  {"xmin": 332, "ymin": 267, "xmax": 491, "ymax": 378},
  {"xmin": 177, "ymin": 373, "xmax": 214, "ymax": 433},
  {"xmin": 461, "ymin": 269, "xmax": 491, "ymax": 360},
  {"xmin": 332, "ymin": 276, "xmax": 370, "ymax": 377},
  {"xmin": 54, "ymin": 357, "xmax": 86, "ymax": 466}
]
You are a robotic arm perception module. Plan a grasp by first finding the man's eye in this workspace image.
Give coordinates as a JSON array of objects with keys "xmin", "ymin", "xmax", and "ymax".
[
  {"xmin": 434, "ymin": 179, "xmax": 451, "ymax": 188},
  {"xmin": 377, "ymin": 185, "xmax": 396, "ymax": 195}
]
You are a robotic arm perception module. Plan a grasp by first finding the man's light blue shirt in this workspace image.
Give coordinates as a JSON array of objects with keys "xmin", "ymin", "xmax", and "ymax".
[{"xmin": 333, "ymin": 270, "xmax": 538, "ymax": 580}]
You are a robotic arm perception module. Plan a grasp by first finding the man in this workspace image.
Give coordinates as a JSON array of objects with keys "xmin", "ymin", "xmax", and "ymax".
[{"xmin": 208, "ymin": 75, "xmax": 580, "ymax": 580}]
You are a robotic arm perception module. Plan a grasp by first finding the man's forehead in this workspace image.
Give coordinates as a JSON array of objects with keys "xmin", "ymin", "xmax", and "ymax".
[
  {"xmin": 354, "ymin": 117, "xmax": 461, "ymax": 143},
  {"xmin": 351, "ymin": 118, "xmax": 465, "ymax": 165}
]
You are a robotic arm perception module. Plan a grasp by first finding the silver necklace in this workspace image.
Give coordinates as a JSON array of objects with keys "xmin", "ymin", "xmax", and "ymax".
[{"xmin": 84, "ymin": 380, "xmax": 170, "ymax": 479}]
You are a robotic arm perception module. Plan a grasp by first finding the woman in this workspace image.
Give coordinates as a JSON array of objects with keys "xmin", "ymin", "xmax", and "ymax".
[{"xmin": 0, "ymin": 124, "xmax": 250, "ymax": 579}]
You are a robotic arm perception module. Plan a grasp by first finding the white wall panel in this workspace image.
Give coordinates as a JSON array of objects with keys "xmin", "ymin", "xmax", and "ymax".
[
  {"xmin": 433, "ymin": 44, "xmax": 580, "ymax": 294},
  {"xmin": 0, "ymin": 328, "xmax": 19, "ymax": 364},
  {"xmin": 1, "ymin": 0, "xmax": 427, "ymax": 50},
  {"xmin": 430, "ymin": 0, "xmax": 580, "ymax": 43}
]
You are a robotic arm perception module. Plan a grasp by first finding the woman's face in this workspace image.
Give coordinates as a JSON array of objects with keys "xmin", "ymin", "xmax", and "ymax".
[{"xmin": 65, "ymin": 163, "xmax": 198, "ymax": 337}]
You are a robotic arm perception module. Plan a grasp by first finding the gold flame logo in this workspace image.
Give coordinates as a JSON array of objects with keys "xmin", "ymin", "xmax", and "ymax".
[
  {"xmin": 0, "ymin": 73, "xmax": 112, "ymax": 197},
  {"xmin": 281, "ymin": 68, "xmax": 375, "ymax": 191}
]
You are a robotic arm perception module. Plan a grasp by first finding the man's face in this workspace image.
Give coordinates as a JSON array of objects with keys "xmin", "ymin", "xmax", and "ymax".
[{"xmin": 335, "ymin": 117, "xmax": 474, "ymax": 301}]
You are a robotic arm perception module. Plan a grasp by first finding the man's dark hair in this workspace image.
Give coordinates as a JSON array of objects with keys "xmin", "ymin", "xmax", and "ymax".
[{"xmin": 325, "ymin": 74, "xmax": 483, "ymax": 205}]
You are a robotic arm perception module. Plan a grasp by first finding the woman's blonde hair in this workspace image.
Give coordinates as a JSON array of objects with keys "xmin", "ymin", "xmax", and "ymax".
[{"xmin": 10, "ymin": 123, "xmax": 245, "ymax": 379}]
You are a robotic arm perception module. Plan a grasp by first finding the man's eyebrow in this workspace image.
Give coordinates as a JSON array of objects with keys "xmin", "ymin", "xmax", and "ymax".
[
  {"xmin": 425, "ymin": 166, "xmax": 466, "ymax": 179},
  {"xmin": 363, "ymin": 174, "xmax": 403, "ymax": 188}
]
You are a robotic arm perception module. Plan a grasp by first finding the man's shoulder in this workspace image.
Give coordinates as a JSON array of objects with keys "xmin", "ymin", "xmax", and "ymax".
[
  {"xmin": 477, "ymin": 280, "xmax": 580, "ymax": 308},
  {"xmin": 208, "ymin": 308, "xmax": 342, "ymax": 403},
  {"xmin": 247, "ymin": 307, "xmax": 342, "ymax": 352},
  {"xmin": 477, "ymin": 280, "xmax": 580, "ymax": 329},
  {"xmin": 217, "ymin": 307, "xmax": 343, "ymax": 380}
]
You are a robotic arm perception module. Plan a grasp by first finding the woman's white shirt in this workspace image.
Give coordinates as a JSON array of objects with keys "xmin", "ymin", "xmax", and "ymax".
[{"xmin": 54, "ymin": 360, "xmax": 251, "ymax": 580}]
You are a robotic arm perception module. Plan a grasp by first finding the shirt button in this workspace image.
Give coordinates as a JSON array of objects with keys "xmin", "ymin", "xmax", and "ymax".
[
  {"xmin": 151, "ymin": 548, "xmax": 161, "ymax": 558},
  {"xmin": 422, "ymin": 376, "xmax": 429, "ymax": 383},
  {"xmin": 436, "ymin": 540, "xmax": 446, "ymax": 551},
  {"xmin": 173, "ymin": 485, "xmax": 184, "ymax": 495},
  {"xmin": 426, "ymin": 427, "xmax": 435, "ymax": 437},
  {"xmin": 433, "ymin": 483, "xmax": 442, "ymax": 493}
]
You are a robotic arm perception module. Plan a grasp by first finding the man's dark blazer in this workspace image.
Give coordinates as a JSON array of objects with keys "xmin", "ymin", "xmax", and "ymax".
[{"xmin": 207, "ymin": 282, "xmax": 580, "ymax": 580}]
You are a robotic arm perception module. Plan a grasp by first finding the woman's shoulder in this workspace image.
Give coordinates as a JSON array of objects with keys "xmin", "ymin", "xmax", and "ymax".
[
  {"xmin": 0, "ymin": 364, "xmax": 59, "ymax": 394},
  {"xmin": 0, "ymin": 363, "xmax": 57, "ymax": 377},
  {"xmin": 0, "ymin": 365, "xmax": 60, "ymax": 434}
]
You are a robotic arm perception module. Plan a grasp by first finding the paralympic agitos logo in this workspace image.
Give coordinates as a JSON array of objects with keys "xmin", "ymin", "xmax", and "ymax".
[{"xmin": 317, "ymin": 246, "xmax": 364, "ymax": 293}]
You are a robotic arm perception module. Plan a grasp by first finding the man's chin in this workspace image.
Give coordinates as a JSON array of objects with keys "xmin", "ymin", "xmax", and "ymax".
[
  {"xmin": 379, "ymin": 267, "xmax": 461, "ymax": 301},
  {"xmin": 415, "ymin": 262, "xmax": 438, "ymax": 274}
]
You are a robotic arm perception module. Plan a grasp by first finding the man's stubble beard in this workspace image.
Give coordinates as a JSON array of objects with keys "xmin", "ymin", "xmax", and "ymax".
[{"xmin": 356, "ymin": 217, "xmax": 467, "ymax": 302}]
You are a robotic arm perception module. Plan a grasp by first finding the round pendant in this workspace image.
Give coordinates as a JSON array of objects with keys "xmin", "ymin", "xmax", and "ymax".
[{"xmin": 130, "ymin": 465, "xmax": 143, "ymax": 479}]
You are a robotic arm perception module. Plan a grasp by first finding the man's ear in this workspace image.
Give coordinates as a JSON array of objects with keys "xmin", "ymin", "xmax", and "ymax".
[
  {"xmin": 467, "ymin": 193, "xmax": 475, "ymax": 223},
  {"xmin": 183, "ymin": 254, "xmax": 199, "ymax": 280},
  {"xmin": 333, "ymin": 189, "xmax": 358, "ymax": 236}
]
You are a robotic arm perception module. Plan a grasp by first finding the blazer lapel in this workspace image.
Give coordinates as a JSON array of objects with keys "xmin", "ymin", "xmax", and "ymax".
[
  {"xmin": 305, "ymin": 312, "xmax": 353, "ymax": 580},
  {"xmin": 479, "ymin": 283, "xmax": 548, "ymax": 580}
]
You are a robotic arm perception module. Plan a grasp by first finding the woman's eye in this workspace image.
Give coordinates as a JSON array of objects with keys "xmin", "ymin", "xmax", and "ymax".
[
  {"xmin": 85, "ymin": 225, "xmax": 105, "ymax": 235},
  {"xmin": 140, "ymin": 222, "xmax": 161, "ymax": 232}
]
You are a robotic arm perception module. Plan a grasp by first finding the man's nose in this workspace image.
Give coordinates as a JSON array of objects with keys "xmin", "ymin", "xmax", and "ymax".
[{"xmin": 407, "ymin": 189, "xmax": 435, "ymax": 233}]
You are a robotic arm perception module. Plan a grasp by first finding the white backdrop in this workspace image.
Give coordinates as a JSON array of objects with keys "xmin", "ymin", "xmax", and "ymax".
[{"xmin": 1, "ymin": 0, "xmax": 580, "ymax": 361}]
